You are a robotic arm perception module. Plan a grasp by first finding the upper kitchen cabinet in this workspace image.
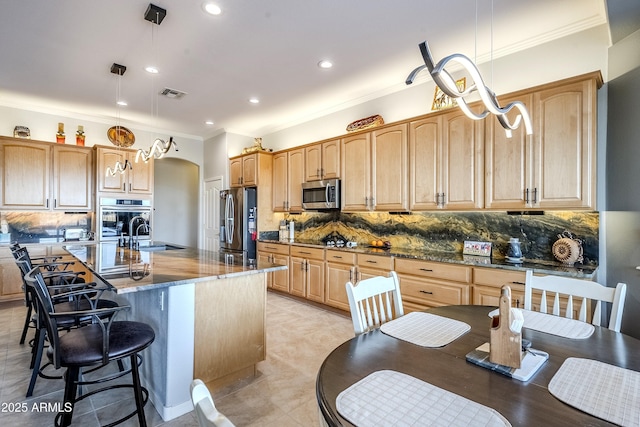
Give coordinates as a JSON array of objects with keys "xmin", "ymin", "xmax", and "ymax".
[
  {"xmin": 272, "ymin": 149, "xmax": 304, "ymax": 212},
  {"xmin": 0, "ymin": 137, "xmax": 93, "ymax": 211},
  {"xmin": 304, "ymin": 139, "xmax": 340, "ymax": 181},
  {"xmin": 229, "ymin": 152, "xmax": 272, "ymax": 188},
  {"xmin": 410, "ymin": 109, "xmax": 483, "ymax": 210},
  {"xmin": 96, "ymin": 146, "xmax": 153, "ymax": 196},
  {"xmin": 341, "ymin": 124, "xmax": 408, "ymax": 212},
  {"xmin": 485, "ymin": 72, "xmax": 600, "ymax": 210}
]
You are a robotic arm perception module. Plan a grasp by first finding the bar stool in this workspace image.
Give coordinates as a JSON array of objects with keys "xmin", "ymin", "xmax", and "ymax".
[{"xmin": 24, "ymin": 266, "xmax": 155, "ymax": 427}]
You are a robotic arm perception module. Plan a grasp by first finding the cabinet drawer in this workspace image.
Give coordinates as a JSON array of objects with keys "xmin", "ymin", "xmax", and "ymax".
[
  {"xmin": 257, "ymin": 242, "xmax": 289, "ymax": 255},
  {"xmin": 357, "ymin": 253, "xmax": 393, "ymax": 270},
  {"xmin": 399, "ymin": 274, "xmax": 470, "ymax": 306},
  {"xmin": 395, "ymin": 258, "xmax": 471, "ymax": 283},
  {"xmin": 473, "ymin": 267, "xmax": 525, "ymax": 287},
  {"xmin": 326, "ymin": 250, "xmax": 356, "ymax": 265},
  {"xmin": 290, "ymin": 245, "xmax": 324, "ymax": 260}
]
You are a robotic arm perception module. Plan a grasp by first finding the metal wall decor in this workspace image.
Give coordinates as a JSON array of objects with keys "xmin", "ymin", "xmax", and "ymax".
[{"xmin": 406, "ymin": 41, "xmax": 533, "ymax": 138}]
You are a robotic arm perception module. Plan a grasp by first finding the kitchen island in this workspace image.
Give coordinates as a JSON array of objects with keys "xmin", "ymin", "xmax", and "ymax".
[{"xmin": 64, "ymin": 241, "xmax": 287, "ymax": 422}]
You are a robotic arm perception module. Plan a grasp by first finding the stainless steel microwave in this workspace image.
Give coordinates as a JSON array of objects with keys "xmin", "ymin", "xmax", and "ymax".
[{"xmin": 302, "ymin": 179, "xmax": 341, "ymax": 210}]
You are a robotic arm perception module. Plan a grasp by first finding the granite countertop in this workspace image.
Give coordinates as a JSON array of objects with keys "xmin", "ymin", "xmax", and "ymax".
[
  {"xmin": 64, "ymin": 241, "xmax": 287, "ymax": 294},
  {"xmin": 259, "ymin": 239, "xmax": 597, "ymax": 279}
]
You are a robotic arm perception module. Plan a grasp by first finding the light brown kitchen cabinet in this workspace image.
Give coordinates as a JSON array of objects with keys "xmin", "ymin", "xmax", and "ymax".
[
  {"xmin": 325, "ymin": 250, "xmax": 357, "ymax": 311},
  {"xmin": 409, "ymin": 109, "xmax": 483, "ymax": 210},
  {"xmin": 356, "ymin": 253, "xmax": 394, "ymax": 282},
  {"xmin": 272, "ymin": 149, "xmax": 304, "ymax": 212},
  {"xmin": 395, "ymin": 258, "xmax": 471, "ymax": 312},
  {"xmin": 0, "ymin": 138, "xmax": 93, "ymax": 211},
  {"xmin": 96, "ymin": 146, "xmax": 153, "ymax": 195},
  {"xmin": 229, "ymin": 152, "xmax": 272, "ymax": 189},
  {"xmin": 289, "ymin": 246, "xmax": 324, "ymax": 302},
  {"xmin": 305, "ymin": 139, "xmax": 340, "ymax": 181},
  {"xmin": 257, "ymin": 242, "xmax": 289, "ymax": 293},
  {"xmin": 341, "ymin": 124, "xmax": 408, "ymax": 212},
  {"xmin": 485, "ymin": 73, "xmax": 600, "ymax": 210},
  {"xmin": 472, "ymin": 267, "xmax": 526, "ymax": 307}
]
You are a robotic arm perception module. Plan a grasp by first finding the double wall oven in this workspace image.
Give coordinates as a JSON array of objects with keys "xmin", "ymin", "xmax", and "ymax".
[{"xmin": 98, "ymin": 197, "xmax": 152, "ymax": 242}]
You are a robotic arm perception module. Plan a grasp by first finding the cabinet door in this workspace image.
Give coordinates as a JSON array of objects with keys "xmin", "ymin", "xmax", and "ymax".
[
  {"xmin": 289, "ymin": 256, "xmax": 306, "ymax": 297},
  {"xmin": 258, "ymin": 252, "xmax": 273, "ymax": 288},
  {"xmin": 325, "ymin": 262, "xmax": 354, "ymax": 311},
  {"xmin": 272, "ymin": 152, "xmax": 288, "ymax": 211},
  {"xmin": 484, "ymin": 94, "xmax": 533, "ymax": 209},
  {"xmin": 129, "ymin": 153, "xmax": 153, "ymax": 194},
  {"xmin": 0, "ymin": 259, "xmax": 23, "ymax": 299},
  {"xmin": 341, "ymin": 133, "xmax": 371, "ymax": 211},
  {"xmin": 472, "ymin": 285, "xmax": 525, "ymax": 308},
  {"xmin": 242, "ymin": 154, "xmax": 258, "ymax": 186},
  {"xmin": 321, "ymin": 139, "xmax": 341, "ymax": 179},
  {"xmin": 409, "ymin": 117, "xmax": 440, "ymax": 210},
  {"xmin": 53, "ymin": 145, "xmax": 93, "ymax": 210},
  {"xmin": 304, "ymin": 144, "xmax": 323, "ymax": 181},
  {"xmin": 271, "ymin": 254, "xmax": 290, "ymax": 293},
  {"xmin": 371, "ymin": 124, "xmax": 408, "ymax": 211},
  {"xmin": 441, "ymin": 110, "xmax": 484, "ymax": 209},
  {"xmin": 229, "ymin": 158, "xmax": 243, "ymax": 187},
  {"xmin": 0, "ymin": 142, "xmax": 50, "ymax": 209},
  {"xmin": 287, "ymin": 149, "xmax": 304, "ymax": 212},
  {"xmin": 306, "ymin": 259, "xmax": 325, "ymax": 303},
  {"xmin": 533, "ymin": 79, "xmax": 596, "ymax": 209},
  {"xmin": 97, "ymin": 148, "xmax": 127, "ymax": 193}
]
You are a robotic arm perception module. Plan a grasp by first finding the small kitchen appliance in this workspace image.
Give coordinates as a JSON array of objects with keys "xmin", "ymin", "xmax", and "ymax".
[{"xmin": 302, "ymin": 179, "xmax": 340, "ymax": 210}]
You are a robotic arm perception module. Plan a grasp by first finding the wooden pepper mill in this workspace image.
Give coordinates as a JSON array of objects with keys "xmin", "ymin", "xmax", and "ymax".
[{"xmin": 490, "ymin": 285, "xmax": 523, "ymax": 368}]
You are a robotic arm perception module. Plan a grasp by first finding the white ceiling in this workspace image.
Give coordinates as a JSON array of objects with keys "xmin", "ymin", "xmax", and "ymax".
[{"xmin": 0, "ymin": 0, "xmax": 608, "ymax": 140}]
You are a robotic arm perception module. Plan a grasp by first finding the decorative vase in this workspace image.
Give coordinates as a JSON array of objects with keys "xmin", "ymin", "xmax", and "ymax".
[
  {"xmin": 56, "ymin": 122, "xmax": 65, "ymax": 144},
  {"xmin": 76, "ymin": 125, "xmax": 85, "ymax": 146}
]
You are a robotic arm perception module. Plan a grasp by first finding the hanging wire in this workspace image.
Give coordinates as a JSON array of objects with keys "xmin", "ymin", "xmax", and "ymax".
[{"xmin": 106, "ymin": 68, "xmax": 132, "ymax": 176}]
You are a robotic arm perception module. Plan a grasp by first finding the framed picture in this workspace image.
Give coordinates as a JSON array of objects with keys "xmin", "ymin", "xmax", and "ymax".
[
  {"xmin": 463, "ymin": 240, "xmax": 492, "ymax": 257},
  {"xmin": 432, "ymin": 77, "xmax": 466, "ymax": 111}
]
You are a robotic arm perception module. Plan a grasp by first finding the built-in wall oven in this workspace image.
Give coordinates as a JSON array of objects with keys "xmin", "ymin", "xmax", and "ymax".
[{"xmin": 98, "ymin": 197, "xmax": 152, "ymax": 241}]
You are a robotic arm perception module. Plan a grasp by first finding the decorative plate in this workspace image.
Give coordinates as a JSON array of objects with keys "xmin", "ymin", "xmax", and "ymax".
[
  {"xmin": 346, "ymin": 115, "xmax": 384, "ymax": 132},
  {"xmin": 107, "ymin": 126, "xmax": 135, "ymax": 147},
  {"xmin": 552, "ymin": 231, "xmax": 583, "ymax": 265}
]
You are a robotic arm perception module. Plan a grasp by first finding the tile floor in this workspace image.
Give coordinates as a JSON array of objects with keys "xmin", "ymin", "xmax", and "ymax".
[{"xmin": 0, "ymin": 292, "xmax": 354, "ymax": 426}]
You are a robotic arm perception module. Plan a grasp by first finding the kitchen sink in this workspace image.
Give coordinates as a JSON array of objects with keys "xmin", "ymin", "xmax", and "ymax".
[{"xmin": 138, "ymin": 244, "xmax": 184, "ymax": 251}]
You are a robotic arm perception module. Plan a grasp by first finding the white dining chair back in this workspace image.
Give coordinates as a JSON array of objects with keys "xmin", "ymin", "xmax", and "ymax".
[
  {"xmin": 190, "ymin": 379, "xmax": 235, "ymax": 427},
  {"xmin": 524, "ymin": 270, "xmax": 627, "ymax": 332},
  {"xmin": 345, "ymin": 271, "xmax": 404, "ymax": 335}
]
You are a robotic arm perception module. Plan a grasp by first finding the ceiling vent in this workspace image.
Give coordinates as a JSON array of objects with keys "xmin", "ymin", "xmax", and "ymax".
[{"xmin": 160, "ymin": 88, "xmax": 187, "ymax": 100}]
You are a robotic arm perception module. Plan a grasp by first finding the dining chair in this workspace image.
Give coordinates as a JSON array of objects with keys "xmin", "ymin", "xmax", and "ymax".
[
  {"xmin": 345, "ymin": 271, "xmax": 404, "ymax": 335},
  {"xmin": 190, "ymin": 379, "xmax": 236, "ymax": 427},
  {"xmin": 23, "ymin": 265, "xmax": 155, "ymax": 427},
  {"xmin": 524, "ymin": 270, "xmax": 627, "ymax": 332}
]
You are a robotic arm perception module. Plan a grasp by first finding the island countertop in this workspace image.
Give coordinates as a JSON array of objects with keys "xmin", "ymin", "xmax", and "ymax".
[{"xmin": 63, "ymin": 241, "xmax": 287, "ymax": 293}]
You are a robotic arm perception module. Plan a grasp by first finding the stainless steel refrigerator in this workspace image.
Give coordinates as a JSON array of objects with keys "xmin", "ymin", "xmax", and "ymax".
[{"xmin": 220, "ymin": 187, "xmax": 257, "ymax": 260}]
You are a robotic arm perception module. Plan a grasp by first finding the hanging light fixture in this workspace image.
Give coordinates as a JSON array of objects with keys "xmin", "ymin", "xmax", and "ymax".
[
  {"xmin": 106, "ymin": 63, "xmax": 133, "ymax": 176},
  {"xmin": 136, "ymin": 3, "xmax": 178, "ymax": 164},
  {"xmin": 406, "ymin": 1, "xmax": 532, "ymax": 137}
]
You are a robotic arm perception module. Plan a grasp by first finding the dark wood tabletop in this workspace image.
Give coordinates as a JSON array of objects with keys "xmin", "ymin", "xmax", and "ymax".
[{"xmin": 316, "ymin": 305, "xmax": 640, "ymax": 426}]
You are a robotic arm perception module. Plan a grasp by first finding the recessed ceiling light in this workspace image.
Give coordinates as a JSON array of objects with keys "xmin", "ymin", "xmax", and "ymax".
[
  {"xmin": 145, "ymin": 66, "xmax": 159, "ymax": 74},
  {"xmin": 203, "ymin": 2, "xmax": 222, "ymax": 15},
  {"xmin": 117, "ymin": 100, "xmax": 128, "ymax": 106},
  {"xmin": 249, "ymin": 97, "xmax": 260, "ymax": 104},
  {"xmin": 318, "ymin": 60, "xmax": 333, "ymax": 69},
  {"xmin": 205, "ymin": 120, "xmax": 214, "ymax": 125}
]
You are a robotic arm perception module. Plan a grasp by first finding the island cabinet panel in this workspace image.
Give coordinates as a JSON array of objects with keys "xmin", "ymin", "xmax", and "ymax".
[
  {"xmin": 325, "ymin": 250, "xmax": 357, "ymax": 311},
  {"xmin": 395, "ymin": 258, "xmax": 471, "ymax": 312},
  {"xmin": 194, "ymin": 274, "xmax": 266, "ymax": 387}
]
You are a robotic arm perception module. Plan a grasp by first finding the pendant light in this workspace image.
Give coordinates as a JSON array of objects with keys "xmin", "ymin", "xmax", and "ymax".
[
  {"xmin": 406, "ymin": 0, "xmax": 532, "ymax": 137},
  {"xmin": 106, "ymin": 63, "xmax": 133, "ymax": 176},
  {"xmin": 136, "ymin": 3, "xmax": 178, "ymax": 164}
]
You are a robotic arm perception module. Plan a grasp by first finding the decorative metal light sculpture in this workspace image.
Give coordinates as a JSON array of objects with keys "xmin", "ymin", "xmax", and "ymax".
[
  {"xmin": 106, "ymin": 159, "xmax": 132, "ymax": 176},
  {"xmin": 136, "ymin": 136, "xmax": 178, "ymax": 163},
  {"xmin": 406, "ymin": 41, "xmax": 532, "ymax": 138}
]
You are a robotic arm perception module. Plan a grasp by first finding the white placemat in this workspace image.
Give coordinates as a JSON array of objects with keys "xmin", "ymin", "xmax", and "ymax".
[
  {"xmin": 488, "ymin": 309, "xmax": 594, "ymax": 339},
  {"xmin": 380, "ymin": 312, "xmax": 471, "ymax": 347},
  {"xmin": 336, "ymin": 370, "xmax": 511, "ymax": 427},
  {"xmin": 548, "ymin": 358, "xmax": 640, "ymax": 426}
]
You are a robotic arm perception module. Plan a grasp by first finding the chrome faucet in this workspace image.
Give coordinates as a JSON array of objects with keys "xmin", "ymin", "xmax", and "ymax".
[{"xmin": 129, "ymin": 216, "xmax": 149, "ymax": 250}]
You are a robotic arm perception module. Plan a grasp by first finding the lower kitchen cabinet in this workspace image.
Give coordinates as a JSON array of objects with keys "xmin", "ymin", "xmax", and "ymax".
[
  {"xmin": 395, "ymin": 258, "xmax": 471, "ymax": 312},
  {"xmin": 472, "ymin": 267, "xmax": 526, "ymax": 308},
  {"xmin": 356, "ymin": 253, "xmax": 394, "ymax": 281},
  {"xmin": 325, "ymin": 250, "xmax": 357, "ymax": 311},
  {"xmin": 257, "ymin": 242, "xmax": 290, "ymax": 293},
  {"xmin": 290, "ymin": 246, "xmax": 325, "ymax": 302}
]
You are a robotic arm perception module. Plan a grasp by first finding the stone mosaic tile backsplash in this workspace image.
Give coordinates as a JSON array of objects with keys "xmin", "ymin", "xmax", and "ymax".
[{"xmin": 269, "ymin": 211, "xmax": 599, "ymax": 265}]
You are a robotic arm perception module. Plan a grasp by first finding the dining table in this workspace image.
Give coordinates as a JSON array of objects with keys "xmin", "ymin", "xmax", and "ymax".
[{"xmin": 316, "ymin": 305, "xmax": 640, "ymax": 426}]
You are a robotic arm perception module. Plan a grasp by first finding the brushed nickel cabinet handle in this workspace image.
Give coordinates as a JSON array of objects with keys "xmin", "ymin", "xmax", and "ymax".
[
  {"xmin": 533, "ymin": 188, "xmax": 538, "ymax": 204},
  {"xmin": 525, "ymin": 188, "xmax": 530, "ymax": 204}
]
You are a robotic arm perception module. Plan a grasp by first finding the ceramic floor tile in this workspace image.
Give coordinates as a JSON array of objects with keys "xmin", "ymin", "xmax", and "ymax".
[{"xmin": 0, "ymin": 291, "xmax": 352, "ymax": 426}]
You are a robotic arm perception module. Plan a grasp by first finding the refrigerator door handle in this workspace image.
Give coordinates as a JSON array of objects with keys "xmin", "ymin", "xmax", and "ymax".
[{"xmin": 227, "ymin": 194, "xmax": 235, "ymax": 243}]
